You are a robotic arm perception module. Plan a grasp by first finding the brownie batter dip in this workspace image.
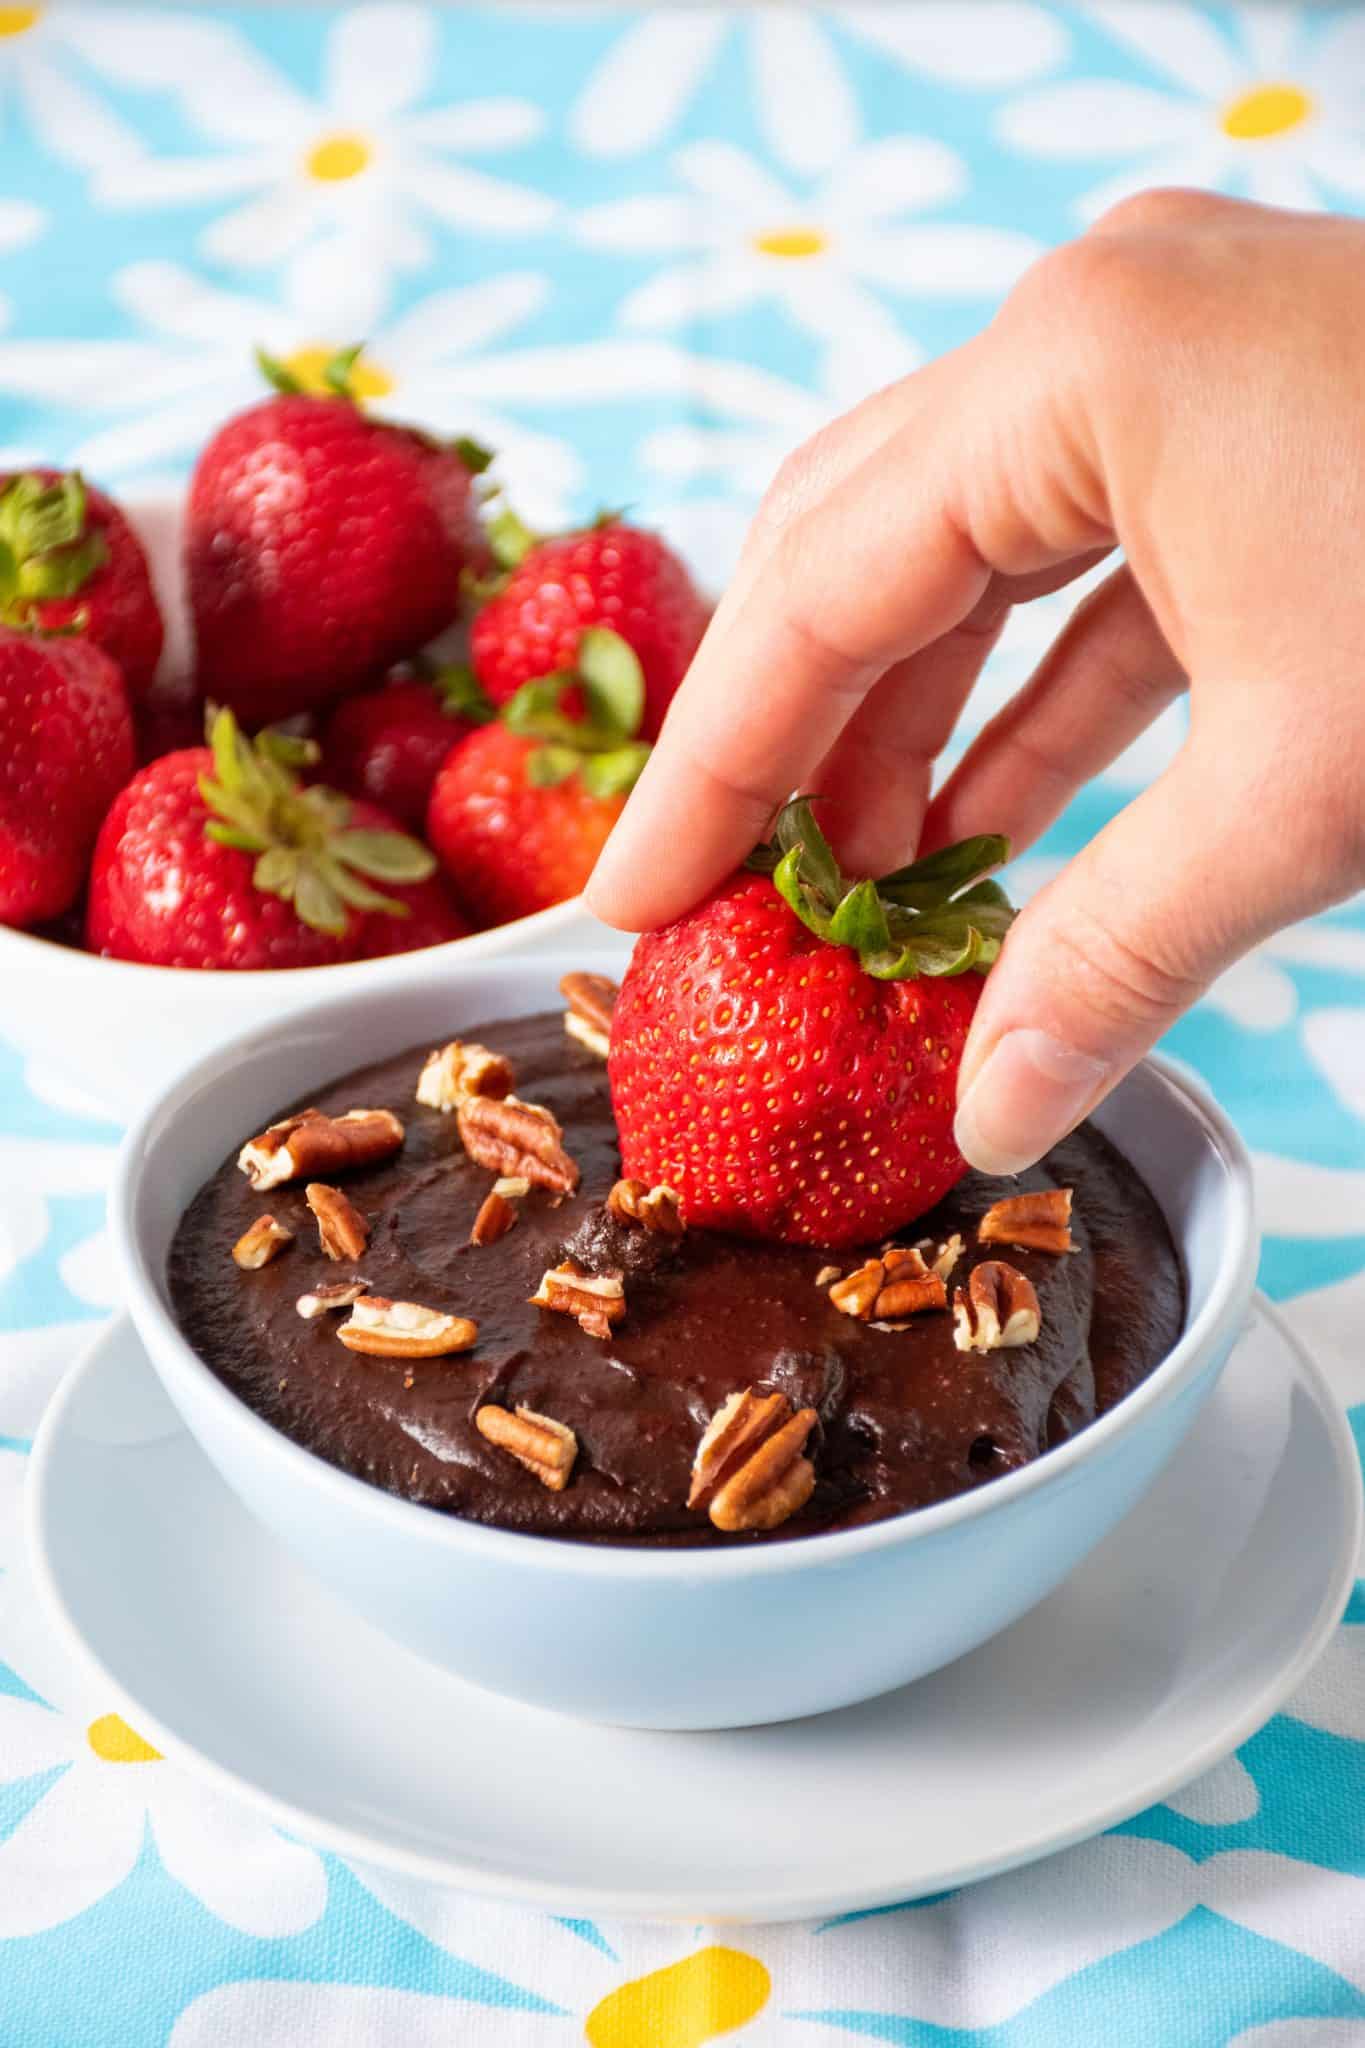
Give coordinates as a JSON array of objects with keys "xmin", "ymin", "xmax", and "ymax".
[{"xmin": 168, "ymin": 1001, "xmax": 1185, "ymax": 1545}]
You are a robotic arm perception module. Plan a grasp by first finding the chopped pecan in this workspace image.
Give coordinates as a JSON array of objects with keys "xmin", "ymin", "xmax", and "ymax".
[
  {"xmin": 830, "ymin": 1245, "xmax": 946, "ymax": 1323},
  {"xmin": 920, "ymin": 1233, "xmax": 964, "ymax": 1283},
  {"xmin": 493, "ymin": 1176, "xmax": 530, "ymax": 1199},
  {"xmin": 337, "ymin": 1296, "xmax": 478, "ymax": 1359},
  {"xmin": 237, "ymin": 1107, "xmax": 403, "ymax": 1191},
  {"xmin": 297, "ymin": 1278, "xmax": 370, "ymax": 1320},
  {"xmin": 475, "ymin": 1404, "xmax": 578, "ymax": 1491},
  {"xmin": 416, "ymin": 1039, "xmax": 513, "ymax": 1112},
  {"xmin": 978, "ymin": 1188, "xmax": 1074, "ymax": 1255},
  {"xmin": 305, "ymin": 1182, "xmax": 370, "ymax": 1261},
  {"xmin": 606, "ymin": 1177, "xmax": 685, "ymax": 1236},
  {"xmin": 456, "ymin": 1093, "xmax": 579, "ymax": 1195},
  {"xmin": 471, "ymin": 1188, "xmax": 518, "ymax": 1247},
  {"xmin": 560, "ymin": 971, "xmax": 617, "ymax": 1059},
  {"xmin": 688, "ymin": 1388, "xmax": 818, "ymax": 1533},
  {"xmin": 529, "ymin": 1259, "xmax": 625, "ymax": 1339},
  {"xmin": 231, "ymin": 1215, "xmax": 293, "ymax": 1269},
  {"xmin": 814, "ymin": 1264, "xmax": 842, "ymax": 1288},
  {"xmin": 953, "ymin": 1260, "xmax": 1041, "ymax": 1353}
]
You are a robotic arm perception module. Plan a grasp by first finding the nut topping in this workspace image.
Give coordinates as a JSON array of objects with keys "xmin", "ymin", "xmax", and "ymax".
[
  {"xmin": 475, "ymin": 1404, "xmax": 578, "ymax": 1491},
  {"xmin": 688, "ymin": 1388, "xmax": 818, "ymax": 1532},
  {"xmin": 231, "ymin": 1215, "xmax": 293, "ymax": 1269},
  {"xmin": 296, "ymin": 1278, "xmax": 370, "ymax": 1319},
  {"xmin": 978, "ymin": 1188, "xmax": 1074, "ymax": 1255},
  {"xmin": 305, "ymin": 1182, "xmax": 370, "ymax": 1261},
  {"xmin": 416, "ymin": 1040, "xmax": 513, "ymax": 1112},
  {"xmin": 953, "ymin": 1261, "xmax": 1041, "ymax": 1353},
  {"xmin": 471, "ymin": 1188, "xmax": 518, "ymax": 1247},
  {"xmin": 237, "ymin": 1107, "xmax": 403, "ymax": 1191},
  {"xmin": 923, "ymin": 1233, "xmax": 964, "ymax": 1283},
  {"xmin": 529, "ymin": 1260, "xmax": 625, "ymax": 1339},
  {"xmin": 606, "ymin": 1177, "xmax": 685, "ymax": 1236},
  {"xmin": 456, "ymin": 1093, "xmax": 579, "ymax": 1195},
  {"xmin": 829, "ymin": 1245, "xmax": 947, "ymax": 1322},
  {"xmin": 560, "ymin": 971, "xmax": 617, "ymax": 1059},
  {"xmin": 337, "ymin": 1296, "xmax": 478, "ymax": 1359}
]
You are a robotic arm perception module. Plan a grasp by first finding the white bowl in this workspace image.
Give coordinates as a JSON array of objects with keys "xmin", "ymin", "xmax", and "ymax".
[
  {"xmin": 111, "ymin": 954, "xmax": 1259, "ymax": 1730},
  {"xmin": 0, "ymin": 490, "xmax": 604, "ymax": 1119}
]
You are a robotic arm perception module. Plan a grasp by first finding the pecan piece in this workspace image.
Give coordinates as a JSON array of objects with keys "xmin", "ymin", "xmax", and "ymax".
[
  {"xmin": 688, "ymin": 1388, "xmax": 818, "ymax": 1533},
  {"xmin": 920, "ymin": 1233, "xmax": 964, "ymax": 1283},
  {"xmin": 416, "ymin": 1040, "xmax": 513, "ymax": 1112},
  {"xmin": 606, "ymin": 1177, "xmax": 685, "ymax": 1236},
  {"xmin": 830, "ymin": 1245, "xmax": 946, "ymax": 1322},
  {"xmin": 471, "ymin": 1188, "xmax": 518, "ymax": 1247},
  {"xmin": 305, "ymin": 1182, "xmax": 370, "ymax": 1261},
  {"xmin": 475, "ymin": 1404, "xmax": 578, "ymax": 1491},
  {"xmin": 231, "ymin": 1215, "xmax": 293, "ymax": 1269},
  {"xmin": 529, "ymin": 1260, "xmax": 625, "ymax": 1339},
  {"xmin": 456, "ymin": 1093, "xmax": 579, "ymax": 1195},
  {"xmin": 978, "ymin": 1188, "xmax": 1074, "ymax": 1255},
  {"xmin": 237, "ymin": 1107, "xmax": 403, "ymax": 1191},
  {"xmin": 953, "ymin": 1260, "xmax": 1041, "ymax": 1353},
  {"xmin": 337, "ymin": 1296, "xmax": 478, "ymax": 1359},
  {"xmin": 560, "ymin": 971, "xmax": 617, "ymax": 1058},
  {"xmin": 297, "ymin": 1278, "xmax": 370, "ymax": 1319}
]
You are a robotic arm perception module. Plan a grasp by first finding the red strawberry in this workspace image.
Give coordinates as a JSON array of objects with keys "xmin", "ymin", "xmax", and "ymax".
[
  {"xmin": 0, "ymin": 627, "xmax": 133, "ymax": 928},
  {"xmin": 427, "ymin": 631, "xmax": 651, "ymax": 927},
  {"xmin": 87, "ymin": 709, "xmax": 447, "ymax": 970},
  {"xmin": 0, "ymin": 470, "xmax": 163, "ymax": 699},
  {"xmin": 608, "ymin": 802, "xmax": 1015, "ymax": 1248},
  {"xmin": 359, "ymin": 867, "xmax": 469, "ymax": 957},
  {"xmin": 318, "ymin": 664, "xmax": 493, "ymax": 831},
  {"xmin": 470, "ymin": 514, "xmax": 707, "ymax": 740},
  {"xmin": 188, "ymin": 347, "xmax": 487, "ymax": 726}
]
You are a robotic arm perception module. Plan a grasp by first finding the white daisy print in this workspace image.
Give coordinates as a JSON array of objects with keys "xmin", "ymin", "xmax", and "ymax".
[
  {"xmin": 999, "ymin": 2, "xmax": 1365, "ymax": 218},
  {"xmin": 577, "ymin": 137, "xmax": 1041, "ymax": 359},
  {"xmin": 568, "ymin": 3, "xmax": 1068, "ymax": 173},
  {"xmin": 1203, "ymin": 917, "xmax": 1365, "ymax": 1035},
  {"xmin": 0, "ymin": 1561, "xmax": 327, "ymax": 1937},
  {"xmin": 93, "ymin": 4, "xmax": 555, "ymax": 295},
  {"xmin": 0, "ymin": 260, "xmax": 584, "ymax": 528},
  {"xmin": 0, "ymin": 194, "xmax": 42, "ymax": 325}
]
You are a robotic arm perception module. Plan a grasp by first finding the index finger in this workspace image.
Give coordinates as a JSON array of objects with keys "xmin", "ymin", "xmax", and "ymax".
[{"xmin": 585, "ymin": 331, "xmax": 1107, "ymax": 931}]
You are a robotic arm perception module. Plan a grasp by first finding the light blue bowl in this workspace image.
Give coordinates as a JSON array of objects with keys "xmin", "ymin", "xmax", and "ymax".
[{"xmin": 112, "ymin": 957, "xmax": 1258, "ymax": 1730}]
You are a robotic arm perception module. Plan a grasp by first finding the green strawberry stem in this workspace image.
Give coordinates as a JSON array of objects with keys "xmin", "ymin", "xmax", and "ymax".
[
  {"xmin": 746, "ymin": 797, "xmax": 1014, "ymax": 980},
  {"xmin": 198, "ymin": 707, "xmax": 436, "ymax": 937},
  {"xmin": 502, "ymin": 626, "xmax": 651, "ymax": 799},
  {"xmin": 0, "ymin": 471, "xmax": 107, "ymax": 628},
  {"xmin": 430, "ymin": 662, "xmax": 495, "ymax": 723}
]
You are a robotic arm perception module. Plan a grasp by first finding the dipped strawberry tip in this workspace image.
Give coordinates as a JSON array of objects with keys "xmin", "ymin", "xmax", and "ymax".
[
  {"xmin": 0, "ymin": 470, "xmax": 107, "ymax": 629},
  {"xmin": 500, "ymin": 625, "xmax": 651, "ymax": 800},
  {"xmin": 745, "ymin": 797, "xmax": 1015, "ymax": 981},
  {"xmin": 199, "ymin": 706, "xmax": 436, "ymax": 938}
]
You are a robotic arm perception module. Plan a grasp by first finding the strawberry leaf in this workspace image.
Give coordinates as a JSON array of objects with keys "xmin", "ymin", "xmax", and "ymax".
[
  {"xmin": 828, "ymin": 877, "xmax": 891, "ymax": 956},
  {"xmin": 255, "ymin": 346, "xmax": 303, "ymax": 396},
  {"xmin": 0, "ymin": 471, "xmax": 108, "ymax": 626},
  {"xmin": 878, "ymin": 835, "xmax": 1008, "ymax": 910},
  {"xmin": 579, "ymin": 741, "xmax": 649, "ymax": 800},
  {"xmin": 577, "ymin": 627, "xmax": 644, "ymax": 741},
  {"xmin": 324, "ymin": 861, "xmax": 409, "ymax": 917},
  {"xmin": 526, "ymin": 743, "xmax": 581, "ymax": 788},
  {"xmin": 453, "ymin": 436, "xmax": 494, "ymax": 475},
  {"xmin": 293, "ymin": 864, "xmax": 348, "ymax": 936},
  {"xmin": 329, "ymin": 829, "xmax": 435, "ymax": 884},
  {"xmin": 322, "ymin": 343, "xmax": 365, "ymax": 399},
  {"xmin": 486, "ymin": 506, "xmax": 538, "ymax": 571},
  {"xmin": 433, "ymin": 663, "xmax": 495, "ymax": 723}
]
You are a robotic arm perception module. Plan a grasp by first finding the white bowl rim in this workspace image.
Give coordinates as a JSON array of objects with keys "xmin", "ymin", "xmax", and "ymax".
[
  {"xmin": 0, "ymin": 892, "xmax": 586, "ymax": 985},
  {"xmin": 112, "ymin": 957, "xmax": 1259, "ymax": 1583}
]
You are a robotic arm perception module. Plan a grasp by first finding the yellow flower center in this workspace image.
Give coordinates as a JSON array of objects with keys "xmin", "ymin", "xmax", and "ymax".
[
  {"xmin": 752, "ymin": 226, "xmax": 828, "ymax": 260},
  {"xmin": 305, "ymin": 131, "xmax": 373, "ymax": 183},
  {"xmin": 86, "ymin": 1714, "xmax": 161, "ymax": 1764},
  {"xmin": 280, "ymin": 344, "xmax": 394, "ymax": 401},
  {"xmin": 585, "ymin": 1947, "xmax": 770, "ymax": 2048},
  {"xmin": 1220, "ymin": 82, "xmax": 1314, "ymax": 141},
  {"xmin": 0, "ymin": 8, "xmax": 39, "ymax": 36}
]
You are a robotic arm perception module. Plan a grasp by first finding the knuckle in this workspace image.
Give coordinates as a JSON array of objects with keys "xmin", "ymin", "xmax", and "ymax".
[
  {"xmin": 1044, "ymin": 901, "xmax": 1204, "ymax": 1039},
  {"xmin": 1087, "ymin": 184, "xmax": 1226, "ymax": 239},
  {"xmin": 750, "ymin": 433, "xmax": 836, "ymax": 548}
]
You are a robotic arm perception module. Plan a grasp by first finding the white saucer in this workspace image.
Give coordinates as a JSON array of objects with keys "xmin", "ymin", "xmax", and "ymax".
[{"xmin": 27, "ymin": 1302, "xmax": 1362, "ymax": 1923}]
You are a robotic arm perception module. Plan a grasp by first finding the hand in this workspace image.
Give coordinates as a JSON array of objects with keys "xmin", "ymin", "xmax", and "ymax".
[{"xmin": 587, "ymin": 192, "xmax": 1365, "ymax": 1174}]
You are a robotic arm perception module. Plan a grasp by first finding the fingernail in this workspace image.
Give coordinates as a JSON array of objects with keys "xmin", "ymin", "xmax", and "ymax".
[{"xmin": 954, "ymin": 1029, "xmax": 1109, "ymax": 1176}]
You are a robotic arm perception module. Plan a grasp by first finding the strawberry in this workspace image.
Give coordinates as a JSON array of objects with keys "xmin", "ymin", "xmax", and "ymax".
[
  {"xmin": 608, "ymin": 801, "xmax": 1015, "ymax": 1248},
  {"xmin": 188, "ymin": 347, "xmax": 488, "ymax": 726},
  {"xmin": 318, "ymin": 663, "xmax": 493, "ymax": 832},
  {"xmin": 87, "ymin": 709, "xmax": 451, "ymax": 970},
  {"xmin": 469, "ymin": 512, "xmax": 708, "ymax": 740},
  {"xmin": 0, "ymin": 470, "xmax": 163, "ymax": 700},
  {"xmin": 0, "ymin": 627, "xmax": 134, "ymax": 928},
  {"xmin": 427, "ymin": 627, "xmax": 649, "ymax": 927}
]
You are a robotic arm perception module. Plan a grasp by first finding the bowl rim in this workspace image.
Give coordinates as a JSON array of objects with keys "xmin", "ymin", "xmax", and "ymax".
[{"xmin": 111, "ymin": 954, "xmax": 1259, "ymax": 1582}]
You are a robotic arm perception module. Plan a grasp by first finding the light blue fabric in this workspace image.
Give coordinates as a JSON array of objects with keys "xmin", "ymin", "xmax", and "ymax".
[{"xmin": 0, "ymin": 6, "xmax": 1363, "ymax": 2042}]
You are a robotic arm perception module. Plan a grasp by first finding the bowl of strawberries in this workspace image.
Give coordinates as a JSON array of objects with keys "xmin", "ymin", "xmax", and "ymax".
[{"xmin": 0, "ymin": 347, "xmax": 708, "ymax": 1118}]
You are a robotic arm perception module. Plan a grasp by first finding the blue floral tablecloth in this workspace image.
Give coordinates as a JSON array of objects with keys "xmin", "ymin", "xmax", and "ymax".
[{"xmin": 2, "ymin": 5, "xmax": 1364, "ymax": 2043}]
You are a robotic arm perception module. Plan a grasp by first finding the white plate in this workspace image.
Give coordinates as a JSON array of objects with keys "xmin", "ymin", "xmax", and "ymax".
[{"xmin": 27, "ymin": 1301, "xmax": 1361, "ymax": 1923}]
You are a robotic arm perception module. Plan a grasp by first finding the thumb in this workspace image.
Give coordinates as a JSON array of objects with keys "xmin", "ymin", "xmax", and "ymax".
[{"xmin": 953, "ymin": 746, "xmax": 1296, "ymax": 1175}]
